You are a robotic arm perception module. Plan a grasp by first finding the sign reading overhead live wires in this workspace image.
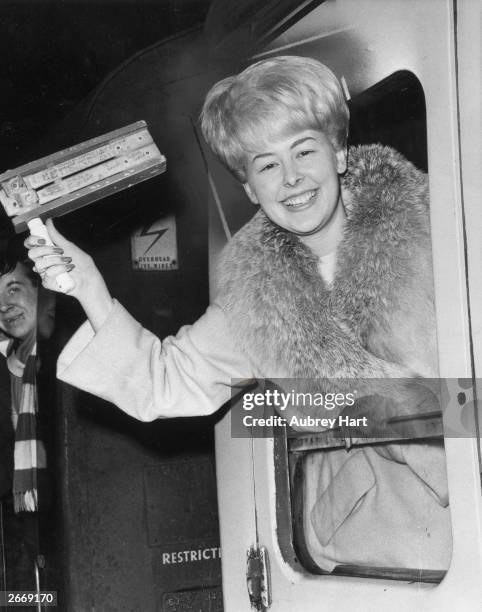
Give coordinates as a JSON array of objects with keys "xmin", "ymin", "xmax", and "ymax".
[{"xmin": 131, "ymin": 215, "xmax": 178, "ymax": 271}]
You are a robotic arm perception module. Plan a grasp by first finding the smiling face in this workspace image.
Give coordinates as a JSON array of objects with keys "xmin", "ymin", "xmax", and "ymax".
[
  {"xmin": 243, "ymin": 129, "xmax": 347, "ymax": 253},
  {"xmin": 0, "ymin": 263, "xmax": 38, "ymax": 340}
]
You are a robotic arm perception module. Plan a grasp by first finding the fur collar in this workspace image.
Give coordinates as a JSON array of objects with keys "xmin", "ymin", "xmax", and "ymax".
[{"xmin": 216, "ymin": 144, "xmax": 432, "ymax": 379}]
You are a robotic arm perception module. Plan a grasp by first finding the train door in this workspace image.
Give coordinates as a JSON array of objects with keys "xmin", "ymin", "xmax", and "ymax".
[{"xmin": 210, "ymin": 0, "xmax": 482, "ymax": 610}]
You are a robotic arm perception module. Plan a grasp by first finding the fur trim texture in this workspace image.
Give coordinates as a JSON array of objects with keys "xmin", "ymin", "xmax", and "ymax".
[{"xmin": 216, "ymin": 145, "xmax": 437, "ymax": 383}]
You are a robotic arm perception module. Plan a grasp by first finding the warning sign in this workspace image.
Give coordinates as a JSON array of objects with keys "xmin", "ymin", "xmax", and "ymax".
[{"xmin": 131, "ymin": 215, "xmax": 178, "ymax": 271}]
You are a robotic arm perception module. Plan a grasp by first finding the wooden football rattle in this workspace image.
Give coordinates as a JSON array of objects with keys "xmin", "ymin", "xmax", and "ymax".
[{"xmin": 0, "ymin": 121, "xmax": 166, "ymax": 292}]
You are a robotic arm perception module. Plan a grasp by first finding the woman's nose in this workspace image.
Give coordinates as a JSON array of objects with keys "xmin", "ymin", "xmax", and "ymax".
[{"xmin": 282, "ymin": 160, "xmax": 303, "ymax": 187}]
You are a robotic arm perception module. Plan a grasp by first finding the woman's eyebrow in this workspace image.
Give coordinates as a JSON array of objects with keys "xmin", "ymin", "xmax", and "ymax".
[
  {"xmin": 252, "ymin": 151, "xmax": 275, "ymax": 162},
  {"xmin": 251, "ymin": 136, "xmax": 317, "ymax": 161},
  {"xmin": 290, "ymin": 136, "xmax": 316, "ymax": 148}
]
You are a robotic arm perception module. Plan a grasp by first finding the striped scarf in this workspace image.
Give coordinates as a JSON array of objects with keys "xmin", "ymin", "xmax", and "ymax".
[{"xmin": 5, "ymin": 333, "xmax": 47, "ymax": 513}]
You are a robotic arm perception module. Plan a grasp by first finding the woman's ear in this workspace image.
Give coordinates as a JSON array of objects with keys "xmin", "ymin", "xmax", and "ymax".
[
  {"xmin": 335, "ymin": 146, "xmax": 347, "ymax": 174},
  {"xmin": 243, "ymin": 183, "xmax": 259, "ymax": 205}
]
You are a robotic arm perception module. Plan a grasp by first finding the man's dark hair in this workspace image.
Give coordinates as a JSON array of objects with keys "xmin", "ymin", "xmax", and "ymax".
[{"xmin": 0, "ymin": 235, "xmax": 38, "ymax": 285}]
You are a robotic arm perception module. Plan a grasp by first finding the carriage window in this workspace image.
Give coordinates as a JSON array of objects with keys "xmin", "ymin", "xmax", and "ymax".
[{"xmin": 271, "ymin": 71, "xmax": 453, "ymax": 583}]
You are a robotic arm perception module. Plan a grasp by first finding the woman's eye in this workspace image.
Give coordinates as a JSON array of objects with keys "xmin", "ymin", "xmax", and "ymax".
[
  {"xmin": 297, "ymin": 149, "xmax": 314, "ymax": 158},
  {"xmin": 260, "ymin": 162, "xmax": 277, "ymax": 173},
  {"xmin": 8, "ymin": 288, "xmax": 19, "ymax": 295}
]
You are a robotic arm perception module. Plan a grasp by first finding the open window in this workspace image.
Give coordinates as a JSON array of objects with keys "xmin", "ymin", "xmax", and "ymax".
[{"xmin": 272, "ymin": 71, "xmax": 452, "ymax": 583}]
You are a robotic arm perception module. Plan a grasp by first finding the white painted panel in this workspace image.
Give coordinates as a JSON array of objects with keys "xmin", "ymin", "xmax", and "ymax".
[
  {"xmin": 215, "ymin": 411, "xmax": 258, "ymax": 610},
  {"xmin": 214, "ymin": 1, "xmax": 482, "ymax": 610}
]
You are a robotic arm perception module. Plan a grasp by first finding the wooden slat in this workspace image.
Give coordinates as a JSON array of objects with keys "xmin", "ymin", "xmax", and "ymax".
[
  {"xmin": 0, "ymin": 121, "xmax": 166, "ymax": 231},
  {"xmin": 26, "ymin": 129, "xmax": 154, "ymax": 189},
  {"xmin": 11, "ymin": 159, "xmax": 166, "ymax": 233},
  {"xmin": 36, "ymin": 144, "xmax": 161, "ymax": 204},
  {"xmin": 0, "ymin": 120, "xmax": 149, "ymax": 183}
]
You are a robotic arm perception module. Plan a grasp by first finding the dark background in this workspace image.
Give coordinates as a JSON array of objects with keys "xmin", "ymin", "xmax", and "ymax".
[
  {"xmin": 0, "ymin": 4, "xmax": 221, "ymax": 609},
  {"xmin": 0, "ymin": 0, "xmax": 212, "ymax": 171}
]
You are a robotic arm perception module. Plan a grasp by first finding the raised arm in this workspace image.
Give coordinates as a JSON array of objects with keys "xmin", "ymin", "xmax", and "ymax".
[
  {"xmin": 57, "ymin": 301, "xmax": 251, "ymax": 421},
  {"xmin": 26, "ymin": 223, "xmax": 253, "ymax": 421}
]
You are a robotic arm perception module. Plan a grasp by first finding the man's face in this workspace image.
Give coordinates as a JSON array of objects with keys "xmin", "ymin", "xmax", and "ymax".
[
  {"xmin": 0, "ymin": 263, "xmax": 38, "ymax": 340},
  {"xmin": 243, "ymin": 129, "xmax": 346, "ymax": 238}
]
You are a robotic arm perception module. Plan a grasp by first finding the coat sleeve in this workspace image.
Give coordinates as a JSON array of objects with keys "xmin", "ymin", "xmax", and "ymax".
[{"xmin": 57, "ymin": 299, "xmax": 252, "ymax": 421}]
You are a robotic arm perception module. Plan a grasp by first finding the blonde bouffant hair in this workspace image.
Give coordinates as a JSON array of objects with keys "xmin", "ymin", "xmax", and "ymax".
[{"xmin": 200, "ymin": 55, "xmax": 349, "ymax": 182}]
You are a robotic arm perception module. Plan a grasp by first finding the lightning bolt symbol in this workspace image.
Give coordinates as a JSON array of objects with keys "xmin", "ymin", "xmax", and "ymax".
[{"xmin": 139, "ymin": 224, "xmax": 168, "ymax": 257}]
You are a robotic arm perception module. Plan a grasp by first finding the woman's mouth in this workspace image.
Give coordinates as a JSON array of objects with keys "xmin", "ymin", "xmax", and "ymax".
[{"xmin": 281, "ymin": 189, "xmax": 318, "ymax": 210}]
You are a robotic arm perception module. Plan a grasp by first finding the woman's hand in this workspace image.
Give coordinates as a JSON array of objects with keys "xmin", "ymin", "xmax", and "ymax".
[
  {"xmin": 25, "ymin": 219, "xmax": 91, "ymax": 297},
  {"xmin": 25, "ymin": 220, "xmax": 114, "ymax": 331}
]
